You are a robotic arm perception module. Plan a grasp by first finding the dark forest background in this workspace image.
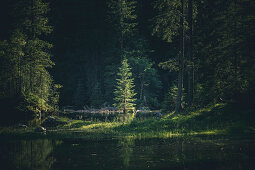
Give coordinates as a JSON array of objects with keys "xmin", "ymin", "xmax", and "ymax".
[{"xmin": 0, "ymin": 0, "xmax": 254, "ymax": 124}]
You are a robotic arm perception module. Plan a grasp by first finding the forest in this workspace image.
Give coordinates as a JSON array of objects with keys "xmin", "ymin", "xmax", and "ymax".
[
  {"xmin": 0, "ymin": 0, "xmax": 253, "ymax": 131},
  {"xmin": 0, "ymin": 0, "xmax": 254, "ymax": 169},
  {"xmin": 0, "ymin": 0, "xmax": 254, "ymax": 124}
]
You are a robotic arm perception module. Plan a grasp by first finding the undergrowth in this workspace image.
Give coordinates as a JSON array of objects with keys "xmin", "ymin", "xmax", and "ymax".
[{"xmin": 1, "ymin": 103, "xmax": 254, "ymax": 139}]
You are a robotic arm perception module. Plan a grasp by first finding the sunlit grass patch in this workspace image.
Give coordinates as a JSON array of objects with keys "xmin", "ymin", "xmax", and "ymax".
[
  {"xmin": 57, "ymin": 116, "xmax": 69, "ymax": 122},
  {"xmin": 80, "ymin": 122, "xmax": 123, "ymax": 130},
  {"xmin": 44, "ymin": 103, "xmax": 255, "ymax": 139},
  {"xmin": 64, "ymin": 120, "xmax": 93, "ymax": 129},
  {"xmin": 189, "ymin": 129, "xmax": 227, "ymax": 135},
  {"xmin": 1, "ymin": 103, "xmax": 254, "ymax": 140}
]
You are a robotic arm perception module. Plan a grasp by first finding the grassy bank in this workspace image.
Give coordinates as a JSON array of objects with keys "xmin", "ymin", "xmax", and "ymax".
[{"xmin": 1, "ymin": 103, "xmax": 255, "ymax": 139}]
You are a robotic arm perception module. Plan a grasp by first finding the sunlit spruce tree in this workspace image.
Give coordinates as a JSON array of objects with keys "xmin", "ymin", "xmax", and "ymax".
[
  {"xmin": 114, "ymin": 58, "xmax": 136, "ymax": 114},
  {"xmin": 107, "ymin": 0, "xmax": 162, "ymax": 110},
  {"xmin": 104, "ymin": 0, "xmax": 137, "ymax": 105}
]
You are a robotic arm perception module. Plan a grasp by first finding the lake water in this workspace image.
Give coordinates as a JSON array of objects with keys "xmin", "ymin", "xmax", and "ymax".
[{"xmin": 0, "ymin": 136, "xmax": 254, "ymax": 170}]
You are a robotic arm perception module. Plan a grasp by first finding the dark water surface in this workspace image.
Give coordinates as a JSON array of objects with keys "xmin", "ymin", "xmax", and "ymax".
[{"xmin": 0, "ymin": 135, "xmax": 254, "ymax": 170}]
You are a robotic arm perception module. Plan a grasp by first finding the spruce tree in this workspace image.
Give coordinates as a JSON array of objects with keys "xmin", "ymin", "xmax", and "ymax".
[
  {"xmin": 129, "ymin": 55, "xmax": 162, "ymax": 109},
  {"xmin": 107, "ymin": 0, "xmax": 137, "ymax": 54},
  {"xmin": 104, "ymin": 0, "xmax": 138, "ymax": 105},
  {"xmin": 17, "ymin": 0, "xmax": 55, "ymax": 119},
  {"xmin": 153, "ymin": 0, "xmax": 187, "ymax": 113},
  {"xmin": 114, "ymin": 58, "xmax": 136, "ymax": 114},
  {"xmin": 0, "ymin": 0, "xmax": 59, "ymax": 122}
]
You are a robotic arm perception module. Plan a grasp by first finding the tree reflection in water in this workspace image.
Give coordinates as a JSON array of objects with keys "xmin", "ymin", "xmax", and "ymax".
[
  {"xmin": 118, "ymin": 137, "xmax": 135, "ymax": 168},
  {"xmin": 0, "ymin": 136, "xmax": 254, "ymax": 170},
  {"xmin": 0, "ymin": 139, "xmax": 62, "ymax": 170}
]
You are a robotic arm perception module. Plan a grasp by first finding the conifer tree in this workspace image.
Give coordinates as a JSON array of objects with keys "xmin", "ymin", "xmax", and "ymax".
[
  {"xmin": 153, "ymin": 0, "xmax": 187, "ymax": 113},
  {"xmin": 107, "ymin": 0, "xmax": 137, "ymax": 55},
  {"xmin": 105, "ymin": 0, "xmax": 138, "ymax": 105},
  {"xmin": 187, "ymin": 0, "xmax": 194, "ymax": 106},
  {"xmin": 114, "ymin": 58, "xmax": 136, "ymax": 114},
  {"xmin": 0, "ymin": 0, "xmax": 59, "ymax": 120},
  {"xmin": 15, "ymin": 0, "xmax": 55, "ymax": 119}
]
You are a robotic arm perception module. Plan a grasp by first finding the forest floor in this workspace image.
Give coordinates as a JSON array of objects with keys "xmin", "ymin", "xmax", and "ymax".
[{"xmin": 1, "ymin": 103, "xmax": 255, "ymax": 139}]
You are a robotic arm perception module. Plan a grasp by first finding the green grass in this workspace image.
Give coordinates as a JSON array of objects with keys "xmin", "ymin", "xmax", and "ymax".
[{"xmin": 1, "ymin": 103, "xmax": 254, "ymax": 139}]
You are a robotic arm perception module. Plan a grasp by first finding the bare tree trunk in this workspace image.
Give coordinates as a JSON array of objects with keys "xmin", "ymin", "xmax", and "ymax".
[
  {"xmin": 188, "ymin": 0, "xmax": 194, "ymax": 106},
  {"xmin": 175, "ymin": 0, "xmax": 185, "ymax": 113}
]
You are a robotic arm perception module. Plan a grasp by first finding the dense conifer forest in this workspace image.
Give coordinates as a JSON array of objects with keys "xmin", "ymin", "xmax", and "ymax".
[
  {"xmin": 0, "ymin": 0, "xmax": 254, "ymax": 124},
  {"xmin": 1, "ymin": 2, "xmax": 255, "ymax": 169}
]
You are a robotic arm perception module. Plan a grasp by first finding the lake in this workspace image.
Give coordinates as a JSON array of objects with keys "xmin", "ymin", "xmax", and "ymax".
[{"xmin": 0, "ymin": 135, "xmax": 254, "ymax": 170}]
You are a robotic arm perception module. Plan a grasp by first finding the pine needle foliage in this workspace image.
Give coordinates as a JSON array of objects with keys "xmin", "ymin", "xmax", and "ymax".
[{"xmin": 114, "ymin": 58, "xmax": 136, "ymax": 114}]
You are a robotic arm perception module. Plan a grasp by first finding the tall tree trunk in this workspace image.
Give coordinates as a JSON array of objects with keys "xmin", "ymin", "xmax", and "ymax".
[
  {"xmin": 39, "ymin": 71, "xmax": 42, "ymax": 121},
  {"xmin": 29, "ymin": 0, "xmax": 36, "ymax": 92},
  {"xmin": 120, "ymin": 1, "xmax": 124, "ymax": 59},
  {"xmin": 124, "ymin": 89, "xmax": 126, "ymax": 114},
  {"xmin": 188, "ymin": 0, "xmax": 194, "ymax": 106},
  {"xmin": 175, "ymin": 0, "xmax": 185, "ymax": 113},
  {"xmin": 140, "ymin": 74, "xmax": 144, "ymax": 101},
  {"xmin": 18, "ymin": 54, "xmax": 21, "ymax": 96},
  {"xmin": 29, "ymin": 65, "xmax": 33, "ymax": 92}
]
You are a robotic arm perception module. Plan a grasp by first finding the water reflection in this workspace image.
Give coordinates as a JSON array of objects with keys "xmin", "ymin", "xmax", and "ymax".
[
  {"xmin": 118, "ymin": 137, "xmax": 135, "ymax": 168},
  {"xmin": 0, "ymin": 139, "xmax": 61, "ymax": 170},
  {"xmin": 0, "ymin": 136, "xmax": 254, "ymax": 170}
]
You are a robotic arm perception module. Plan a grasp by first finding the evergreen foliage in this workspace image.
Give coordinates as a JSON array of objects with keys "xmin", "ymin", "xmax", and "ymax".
[
  {"xmin": 129, "ymin": 56, "xmax": 162, "ymax": 109},
  {"xmin": 194, "ymin": 0, "xmax": 255, "ymax": 105},
  {"xmin": 107, "ymin": 0, "xmax": 137, "ymax": 53},
  {"xmin": 153, "ymin": 0, "xmax": 187, "ymax": 113},
  {"xmin": 107, "ymin": 0, "xmax": 162, "ymax": 110},
  {"xmin": 0, "ymin": 0, "xmax": 254, "ymax": 124},
  {"xmin": 114, "ymin": 58, "xmax": 136, "ymax": 114},
  {"xmin": 162, "ymin": 85, "xmax": 178, "ymax": 112},
  {"xmin": 0, "ymin": 0, "xmax": 59, "ymax": 122},
  {"xmin": 152, "ymin": 0, "xmax": 183, "ymax": 42}
]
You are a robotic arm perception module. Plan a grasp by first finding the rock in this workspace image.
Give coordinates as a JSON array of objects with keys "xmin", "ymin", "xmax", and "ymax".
[{"xmin": 35, "ymin": 126, "xmax": 46, "ymax": 132}]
